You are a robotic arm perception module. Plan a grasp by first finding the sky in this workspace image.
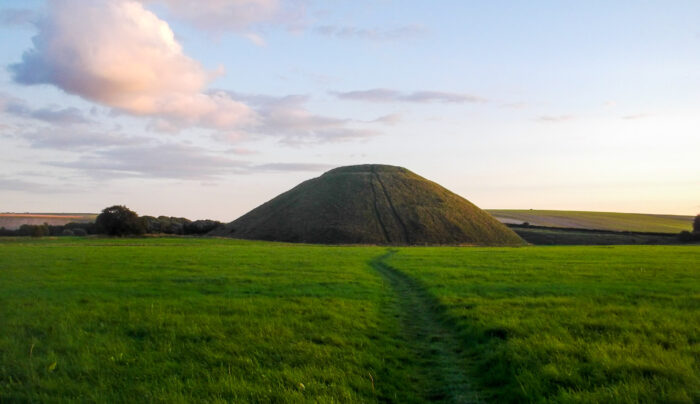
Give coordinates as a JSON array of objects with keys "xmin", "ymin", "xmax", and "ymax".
[{"xmin": 1, "ymin": 0, "xmax": 698, "ymax": 221}]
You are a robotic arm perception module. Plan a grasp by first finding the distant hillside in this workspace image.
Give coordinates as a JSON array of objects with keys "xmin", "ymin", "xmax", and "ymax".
[
  {"xmin": 0, "ymin": 213, "xmax": 96, "ymax": 230},
  {"xmin": 488, "ymin": 210, "xmax": 694, "ymax": 234},
  {"xmin": 213, "ymin": 165, "xmax": 524, "ymax": 246}
]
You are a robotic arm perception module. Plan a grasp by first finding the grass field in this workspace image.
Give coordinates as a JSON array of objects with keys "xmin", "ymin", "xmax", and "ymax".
[
  {"xmin": 487, "ymin": 210, "xmax": 694, "ymax": 233},
  {"xmin": 1, "ymin": 238, "xmax": 698, "ymax": 402}
]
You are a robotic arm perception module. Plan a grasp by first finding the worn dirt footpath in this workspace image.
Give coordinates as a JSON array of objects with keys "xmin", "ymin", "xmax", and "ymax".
[{"xmin": 371, "ymin": 251, "xmax": 480, "ymax": 403}]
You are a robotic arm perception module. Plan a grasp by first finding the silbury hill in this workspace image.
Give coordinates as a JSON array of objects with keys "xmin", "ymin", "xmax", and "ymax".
[{"xmin": 212, "ymin": 164, "xmax": 524, "ymax": 246}]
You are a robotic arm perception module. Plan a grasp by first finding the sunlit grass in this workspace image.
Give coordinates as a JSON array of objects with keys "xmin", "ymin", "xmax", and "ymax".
[
  {"xmin": 387, "ymin": 245, "xmax": 700, "ymax": 403},
  {"xmin": 0, "ymin": 238, "xmax": 418, "ymax": 402},
  {"xmin": 1, "ymin": 238, "xmax": 697, "ymax": 402}
]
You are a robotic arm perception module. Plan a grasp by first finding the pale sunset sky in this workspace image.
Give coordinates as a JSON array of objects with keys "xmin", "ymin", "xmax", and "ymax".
[{"xmin": 1, "ymin": 0, "xmax": 698, "ymax": 220}]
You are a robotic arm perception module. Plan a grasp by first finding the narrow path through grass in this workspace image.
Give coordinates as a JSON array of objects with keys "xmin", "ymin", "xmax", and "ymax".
[{"xmin": 371, "ymin": 251, "xmax": 479, "ymax": 403}]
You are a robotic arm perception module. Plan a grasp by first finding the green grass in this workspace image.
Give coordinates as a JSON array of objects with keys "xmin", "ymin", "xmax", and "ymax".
[
  {"xmin": 487, "ymin": 210, "xmax": 694, "ymax": 233},
  {"xmin": 0, "ymin": 238, "xmax": 421, "ymax": 402},
  {"xmin": 386, "ymin": 246, "xmax": 700, "ymax": 402},
  {"xmin": 1, "ymin": 238, "xmax": 698, "ymax": 402}
]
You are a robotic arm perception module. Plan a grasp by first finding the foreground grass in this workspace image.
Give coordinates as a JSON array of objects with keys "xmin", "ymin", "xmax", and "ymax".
[
  {"xmin": 386, "ymin": 246, "xmax": 700, "ymax": 402},
  {"xmin": 1, "ymin": 238, "xmax": 698, "ymax": 402},
  {"xmin": 0, "ymin": 238, "xmax": 421, "ymax": 402},
  {"xmin": 487, "ymin": 210, "xmax": 693, "ymax": 233}
]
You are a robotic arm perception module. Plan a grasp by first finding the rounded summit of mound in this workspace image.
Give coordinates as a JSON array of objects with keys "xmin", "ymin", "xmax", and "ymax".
[{"xmin": 213, "ymin": 164, "xmax": 524, "ymax": 246}]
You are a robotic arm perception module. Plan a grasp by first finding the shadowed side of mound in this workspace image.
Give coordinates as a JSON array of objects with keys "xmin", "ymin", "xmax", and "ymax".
[{"xmin": 211, "ymin": 164, "xmax": 525, "ymax": 246}]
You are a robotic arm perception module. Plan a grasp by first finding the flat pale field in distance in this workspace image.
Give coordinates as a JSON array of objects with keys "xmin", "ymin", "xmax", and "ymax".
[
  {"xmin": 0, "ymin": 214, "xmax": 96, "ymax": 230},
  {"xmin": 0, "ymin": 238, "xmax": 698, "ymax": 403},
  {"xmin": 487, "ymin": 210, "xmax": 694, "ymax": 233}
]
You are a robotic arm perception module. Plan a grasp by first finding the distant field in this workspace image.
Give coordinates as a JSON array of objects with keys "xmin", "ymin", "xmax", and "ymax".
[
  {"xmin": 510, "ymin": 226, "xmax": 683, "ymax": 245},
  {"xmin": 488, "ymin": 209, "xmax": 694, "ymax": 233},
  {"xmin": 0, "ymin": 213, "xmax": 96, "ymax": 230},
  {"xmin": 0, "ymin": 238, "xmax": 697, "ymax": 402}
]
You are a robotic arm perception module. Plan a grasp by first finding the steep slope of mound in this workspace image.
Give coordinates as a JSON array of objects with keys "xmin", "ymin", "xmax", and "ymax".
[{"xmin": 213, "ymin": 164, "xmax": 524, "ymax": 246}]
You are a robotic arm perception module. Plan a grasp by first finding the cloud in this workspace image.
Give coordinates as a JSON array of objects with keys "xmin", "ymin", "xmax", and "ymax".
[
  {"xmin": 251, "ymin": 163, "xmax": 334, "ymax": 172},
  {"xmin": 227, "ymin": 147, "xmax": 259, "ymax": 155},
  {"xmin": 139, "ymin": 0, "xmax": 306, "ymax": 33},
  {"xmin": 0, "ymin": 176, "xmax": 75, "ymax": 193},
  {"xmin": 0, "ymin": 94, "xmax": 92, "ymax": 125},
  {"xmin": 0, "ymin": 8, "xmax": 39, "ymax": 27},
  {"xmin": 332, "ymin": 89, "xmax": 487, "ymax": 104},
  {"xmin": 221, "ymin": 92, "xmax": 380, "ymax": 143},
  {"xmin": 371, "ymin": 113, "xmax": 402, "ymax": 125},
  {"xmin": 15, "ymin": 128, "xmax": 146, "ymax": 151},
  {"xmin": 537, "ymin": 115, "xmax": 574, "ymax": 122},
  {"xmin": 621, "ymin": 113, "xmax": 652, "ymax": 120},
  {"xmin": 10, "ymin": 0, "xmax": 255, "ymax": 130},
  {"xmin": 49, "ymin": 142, "xmax": 331, "ymax": 179},
  {"xmin": 50, "ymin": 143, "xmax": 248, "ymax": 179},
  {"xmin": 314, "ymin": 24, "xmax": 425, "ymax": 41}
]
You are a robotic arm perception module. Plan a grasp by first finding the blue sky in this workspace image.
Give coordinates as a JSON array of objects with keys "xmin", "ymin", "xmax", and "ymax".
[{"xmin": 1, "ymin": 0, "xmax": 698, "ymax": 220}]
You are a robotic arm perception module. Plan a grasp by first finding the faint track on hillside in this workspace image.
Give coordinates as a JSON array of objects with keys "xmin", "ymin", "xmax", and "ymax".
[
  {"xmin": 371, "ymin": 166, "xmax": 411, "ymax": 244},
  {"xmin": 371, "ymin": 251, "xmax": 479, "ymax": 403},
  {"xmin": 369, "ymin": 177, "xmax": 392, "ymax": 243}
]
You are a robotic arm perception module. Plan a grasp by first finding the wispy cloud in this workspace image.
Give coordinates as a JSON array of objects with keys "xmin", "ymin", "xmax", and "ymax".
[
  {"xmin": 621, "ymin": 113, "xmax": 652, "ymax": 120},
  {"xmin": 332, "ymin": 89, "xmax": 487, "ymax": 104},
  {"xmin": 139, "ymin": 0, "xmax": 306, "ymax": 34},
  {"xmin": 48, "ymin": 142, "xmax": 331, "ymax": 180},
  {"xmin": 314, "ymin": 24, "xmax": 425, "ymax": 41},
  {"xmin": 537, "ymin": 115, "xmax": 574, "ymax": 122},
  {"xmin": 13, "ymin": 128, "xmax": 146, "ymax": 151},
  {"xmin": 49, "ymin": 143, "xmax": 249, "ymax": 180},
  {"xmin": 253, "ymin": 163, "xmax": 334, "ymax": 172},
  {"xmin": 371, "ymin": 113, "xmax": 402, "ymax": 125},
  {"xmin": 0, "ymin": 176, "xmax": 76, "ymax": 193},
  {"xmin": 221, "ymin": 92, "xmax": 380, "ymax": 143},
  {"xmin": 0, "ymin": 94, "xmax": 92, "ymax": 125}
]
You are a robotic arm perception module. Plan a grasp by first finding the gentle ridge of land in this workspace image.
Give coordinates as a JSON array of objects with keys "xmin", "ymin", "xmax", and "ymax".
[
  {"xmin": 0, "ymin": 213, "xmax": 96, "ymax": 230},
  {"xmin": 488, "ymin": 209, "xmax": 693, "ymax": 233}
]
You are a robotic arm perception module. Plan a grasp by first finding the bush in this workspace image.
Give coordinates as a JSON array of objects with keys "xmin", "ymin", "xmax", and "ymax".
[
  {"xmin": 72, "ymin": 228, "xmax": 88, "ymax": 236},
  {"xmin": 184, "ymin": 220, "xmax": 223, "ymax": 235},
  {"xmin": 679, "ymin": 231, "xmax": 694, "ymax": 242},
  {"xmin": 140, "ymin": 216, "xmax": 160, "ymax": 234},
  {"xmin": 31, "ymin": 224, "xmax": 50, "ymax": 238},
  {"xmin": 95, "ymin": 205, "xmax": 145, "ymax": 236}
]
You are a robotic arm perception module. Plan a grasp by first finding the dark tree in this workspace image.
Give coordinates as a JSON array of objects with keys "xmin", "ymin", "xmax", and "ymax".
[
  {"xmin": 31, "ymin": 224, "xmax": 50, "ymax": 238},
  {"xmin": 694, "ymin": 214, "xmax": 700, "ymax": 234},
  {"xmin": 72, "ymin": 228, "xmax": 88, "ymax": 237},
  {"xmin": 184, "ymin": 219, "xmax": 223, "ymax": 235},
  {"xmin": 679, "ymin": 231, "xmax": 693, "ymax": 243},
  {"xmin": 95, "ymin": 205, "xmax": 145, "ymax": 236}
]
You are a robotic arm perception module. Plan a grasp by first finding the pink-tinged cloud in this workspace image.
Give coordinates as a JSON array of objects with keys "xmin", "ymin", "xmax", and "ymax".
[{"xmin": 10, "ymin": 0, "xmax": 255, "ymax": 130}]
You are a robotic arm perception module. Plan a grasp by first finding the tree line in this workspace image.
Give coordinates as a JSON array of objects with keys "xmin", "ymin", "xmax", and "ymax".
[
  {"xmin": 679, "ymin": 214, "xmax": 700, "ymax": 242},
  {"xmin": 0, "ymin": 205, "xmax": 223, "ymax": 237}
]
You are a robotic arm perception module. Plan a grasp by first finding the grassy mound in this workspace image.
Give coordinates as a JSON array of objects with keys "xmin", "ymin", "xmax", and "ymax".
[{"xmin": 214, "ymin": 164, "xmax": 524, "ymax": 245}]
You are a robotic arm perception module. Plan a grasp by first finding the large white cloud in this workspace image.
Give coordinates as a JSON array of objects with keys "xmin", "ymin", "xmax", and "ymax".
[{"xmin": 10, "ymin": 0, "xmax": 255, "ymax": 129}]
